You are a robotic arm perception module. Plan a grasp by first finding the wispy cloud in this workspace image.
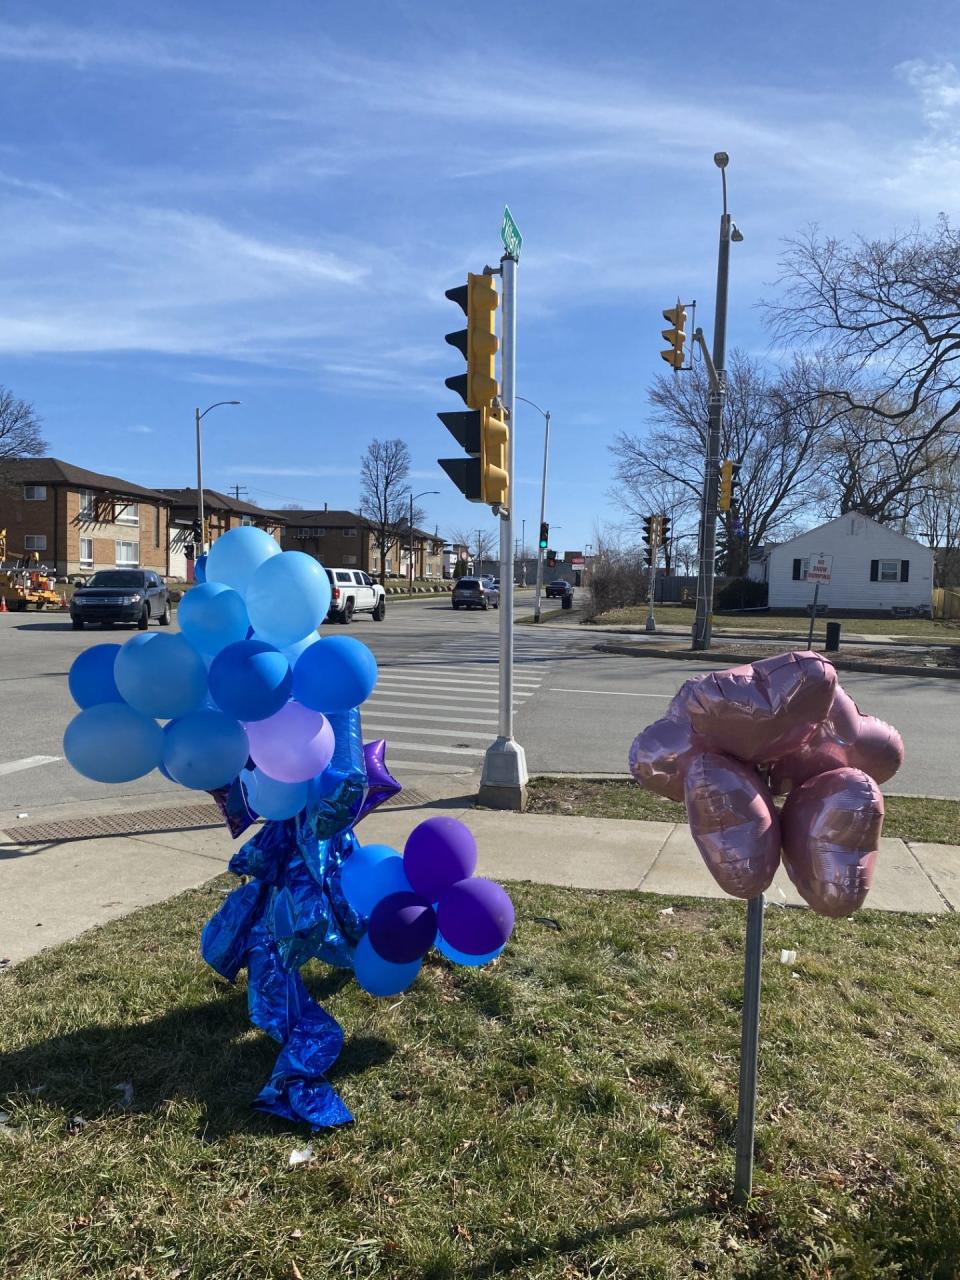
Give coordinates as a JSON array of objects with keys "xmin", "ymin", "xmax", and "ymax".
[
  {"xmin": 227, "ymin": 464, "xmax": 361, "ymax": 478},
  {"xmin": 128, "ymin": 424, "xmax": 153, "ymax": 434}
]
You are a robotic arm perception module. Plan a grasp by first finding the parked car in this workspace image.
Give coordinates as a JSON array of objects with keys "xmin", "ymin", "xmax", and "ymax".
[
  {"xmin": 545, "ymin": 578, "xmax": 573, "ymax": 598},
  {"xmin": 70, "ymin": 569, "xmax": 170, "ymax": 630},
  {"xmin": 325, "ymin": 568, "xmax": 386, "ymax": 624},
  {"xmin": 451, "ymin": 576, "xmax": 500, "ymax": 610}
]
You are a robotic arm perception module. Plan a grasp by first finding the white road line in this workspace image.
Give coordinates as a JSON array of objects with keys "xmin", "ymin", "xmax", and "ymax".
[
  {"xmin": 380, "ymin": 741, "xmax": 483, "ymax": 756},
  {"xmin": 388, "ymin": 760, "xmax": 474, "ymax": 774},
  {"xmin": 377, "ymin": 671, "xmax": 542, "ymax": 688},
  {"xmin": 364, "ymin": 707, "xmax": 498, "ymax": 725},
  {"xmin": 0, "ymin": 754, "xmax": 62, "ymax": 776},
  {"xmin": 549, "ymin": 687, "xmax": 671, "ymax": 697},
  {"xmin": 371, "ymin": 686, "xmax": 509, "ymax": 703},
  {"xmin": 363, "ymin": 723, "xmax": 492, "ymax": 740},
  {"xmin": 376, "ymin": 677, "xmax": 541, "ymax": 695}
]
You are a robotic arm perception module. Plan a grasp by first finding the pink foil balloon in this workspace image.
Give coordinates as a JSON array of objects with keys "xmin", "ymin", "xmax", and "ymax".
[
  {"xmin": 672, "ymin": 651, "xmax": 838, "ymax": 766},
  {"xmin": 683, "ymin": 753, "xmax": 781, "ymax": 899},
  {"xmin": 244, "ymin": 700, "xmax": 335, "ymax": 784},
  {"xmin": 780, "ymin": 767, "xmax": 884, "ymax": 917},
  {"xmin": 628, "ymin": 715, "xmax": 703, "ymax": 802},
  {"xmin": 770, "ymin": 687, "xmax": 904, "ymax": 794}
]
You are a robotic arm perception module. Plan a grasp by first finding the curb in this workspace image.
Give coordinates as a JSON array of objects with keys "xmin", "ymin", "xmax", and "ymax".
[
  {"xmin": 593, "ymin": 642, "xmax": 960, "ymax": 680},
  {"xmin": 586, "ymin": 625, "xmax": 958, "ymax": 650}
]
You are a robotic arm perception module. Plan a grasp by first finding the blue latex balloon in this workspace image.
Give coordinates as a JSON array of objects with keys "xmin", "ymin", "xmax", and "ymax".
[
  {"xmin": 63, "ymin": 703, "xmax": 163, "ymax": 783},
  {"xmin": 282, "ymin": 631, "xmax": 320, "ymax": 665},
  {"xmin": 208, "ymin": 639, "xmax": 292, "ymax": 722},
  {"xmin": 353, "ymin": 934, "xmax": 421, "ymax": 998},
  {"xmin": 339, "ymin": 843, "xmax": 400, "ymax": 914},
  {"xmin": 205, "ymin": 527, "xmax": 280, "ymax": 595},
  {"xmin": 344, "ymin": 853, "xmax": 412, "ymax": 918},
  {"xmin": 245, "ymin": 552, "xmax": 332, "ymax": 648},
  {"xmin": 114, "ymin": 633, "xmax": 208, "ymax": 720},
  {"xmin": 178, "ymin": 582, "xmax": 250, "ymax": 657},
  {"xmin": 242, "ymin": 768, "xmax": 309, "ymax": 820},
  {"xmin": 293, "ymin": 636, "xmax": 378, "ymax": 713},
  {"xmin": 435, "ymin": 934, "xmax": 506, "ymax": 968},
  {"xmin": 67, "ymin": 643, "xmax": 123, "ymax": 709},
  {"xmin": 162, "ymin": 710, "xmax": 250, "ymax": 790},
  {"xmin": 193, "ymin": 553, "xmax": 207, "ymax": 584}
]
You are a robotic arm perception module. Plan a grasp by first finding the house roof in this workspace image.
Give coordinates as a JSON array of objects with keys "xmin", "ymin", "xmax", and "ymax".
[
  {"xmin": 157, "ymin": 488, "xmax": 285, "ymax": 522},
  {"xmin": 771, "ymin": 512, "xmax": 931, "ymax": 553},
  {"xmin": 1, "ymin": 457, "xmax": 170, "ymax": 502},
  {"xmin": 270, "ymin": 509, "xmax": 369, "ymax": 528}
]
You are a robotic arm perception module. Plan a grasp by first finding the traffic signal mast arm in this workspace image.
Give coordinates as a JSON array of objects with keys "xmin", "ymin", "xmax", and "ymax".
[{"xmin": 693, "ymin": 327, "xmax": 722, "ymax": 394}]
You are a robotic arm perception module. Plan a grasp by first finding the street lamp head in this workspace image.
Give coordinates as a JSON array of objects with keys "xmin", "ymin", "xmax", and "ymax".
[
  {"xmin": 713, "ymin": 151, "xmax": 729, "ymax": 169},
  {"xmin": 730, "ymin": 223, "xmax": 744, "ymax": 243},
  {"xmin": 227, "ymin": 400, "xmax": 241, "ymax": 405}
]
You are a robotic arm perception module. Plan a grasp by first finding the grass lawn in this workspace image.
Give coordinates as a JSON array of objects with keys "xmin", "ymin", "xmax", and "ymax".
[
  {"xmin": 527, "ymin": 777, "xmax": 960, "ymax": 846},
  {"xmin": 5, "ymin": 879, "xmax": 960, "ymax": 1278},
  {"xmin": 592, "ymin": 604, "xmax": 960, "ymax": 644}
]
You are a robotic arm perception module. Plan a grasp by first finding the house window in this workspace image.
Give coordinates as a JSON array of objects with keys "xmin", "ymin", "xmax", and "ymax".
[
  {"xmin": 879, "ymin": 559, "xmax": 899, "ymax": 583},
  {"xmin": 115, "ymin": 502, "xmax": 139, "ymax": 525},
  {"xmin": 23, "ymin": 485, "xmax": 46, "ymax": 501},
  {"xmin": 870, "ymin": 558, "xmax": 910, "ymax": 584},
  {"xmin": 24, "ymin": 534, "xmax": 47, "ymax": 551},
  {"xmin": 385, "ymin": 560, "xmax": 393, "ymax": 573},
  {"xmin": 79, "ymin": 537, "xmax": 93, "ymax": 565},
  {"xmin": 343, "ymin": 554, "xmax": 358, "ymax": 566},
  {"xmin": 115, "ymin": 540, "xmax": 139, "ymax": 565},
  {"xmin": 77, "ymin": 489, "xmax": 97, "ymax": 519},
  {"xmin": 343, "ymin": 527, "xmax": 357, "ymax": 538},
  {"xmin": 791, "ymin": 558, "xmax": 809, "ymax": 580},
  {"xmin": 241, "ymin": 515, "xmax": 252, "ymax": 526}
]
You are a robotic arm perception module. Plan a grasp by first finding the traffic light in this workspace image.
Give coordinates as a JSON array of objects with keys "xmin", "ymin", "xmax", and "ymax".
[
  {"xmin": 539, "ymin": 522, "xmax": 549, "ymax": 551},
  {"xmin": 444, "ymin": 272, "xmax": 499, "ymax": 409},
  {"xmin": 660, "ymin": 302, "xmax": 686, "ymax": 370},
  {"xmin": 719, "ymin": 459, "xmax": 734, "ymax": 511},
  {"xmin": 438, "ymin": 405, "xmax": 509, "ymax": 506},
  {"xmin": 642, "ymin": 514, "xmax": 661, "ymax": 545},
  {"xmin": 659, "ymin": 513, "xmax": 671, "ymax": 545}
]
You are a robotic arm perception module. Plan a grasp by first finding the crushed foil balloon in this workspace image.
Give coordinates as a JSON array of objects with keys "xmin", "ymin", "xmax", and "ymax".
[{"xmin": 630, "ymin": 651, "xmax": 902, "ymax": 916}]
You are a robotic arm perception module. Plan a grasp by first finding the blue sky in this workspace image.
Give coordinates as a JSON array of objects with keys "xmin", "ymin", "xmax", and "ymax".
[{"xmin": 0, "ymin": 1, "xmax": 957, "ymax": 553}]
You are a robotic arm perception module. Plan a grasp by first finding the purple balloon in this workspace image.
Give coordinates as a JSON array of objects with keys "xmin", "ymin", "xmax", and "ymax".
[
  {"xmin": 403, "ymin": 816, "xmax": 478, "ymax": 903},
  {"xmin": 245, "ymin": 700, "xmax": 335, "ymax": 784},
  {"xmin": 367, "ymin": 891, "xmax": 437, "ymax": 965},
  {"xmin": 436, "ymin": 878, "xmax": 515, "ymax": 956}
]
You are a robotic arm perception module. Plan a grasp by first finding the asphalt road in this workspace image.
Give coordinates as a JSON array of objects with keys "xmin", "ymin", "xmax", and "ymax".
[{"xmin": 0, "ymin": 594, "xmax": 957, "ymax": 819}]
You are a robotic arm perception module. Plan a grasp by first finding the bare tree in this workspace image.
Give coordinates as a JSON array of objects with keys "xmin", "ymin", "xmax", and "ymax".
[
  {"xmin": 359, "ymin": 439, "xmax": 416, "ymax": 585},
  {"xmin": 449, "ymin": 525, "xmax": 496, "ymax": 574},
  {"xmin": 610, "ymin": 350, "xmax": 825, "ymax": 576},
  {"xmin": 914, "ymin": 455, "xmax": 960, "ymax": 586},
  {"xmin": 0, "ymin": 388, "xmax": 46, "ymax": 483}
]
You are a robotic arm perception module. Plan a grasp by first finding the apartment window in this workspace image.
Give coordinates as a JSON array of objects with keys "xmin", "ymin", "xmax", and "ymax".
[
  {"xmin": 115, "ymin": 502, "xmax": 139, "ymax": 526},
  {"xmin": 77, "ymin": 488, "xmax": 97, "ymax": 519},
  {"xmin": 79, "ymin": 537, "xmax": 93, "ymax": 565},
  {"xmin": 115, "ymin": 540, "xmax": 139, "ymax": 565},
  {"xmin": 23, "ymin": 485, "xmax": 46, "ymax": 501},
  {"xmin": 241, "ymin": 515, "xmax": 253, "ymax": 526},
  {"xmin": 385, "ymin": 559, "xmax": 393, "ymax": 573},
  {"xmin": 24, "ymin": 534, "xmax": 47, "ymax": 551},
  {"xmin": 343, "ymin": 554, "xmax": 358, "ymax": 566},
  {"xmin": 343, "ymin": 527, "xmax": 357, "ymax": 538}
]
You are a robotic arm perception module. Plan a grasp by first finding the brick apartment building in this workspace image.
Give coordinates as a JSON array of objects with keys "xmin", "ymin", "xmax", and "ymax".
[
  {"xmin": 0, "ymin": 458, "xmax": 171, "ymax": 576},
  {"xmin": 157, "ymin": 487, "xmax": 284, "ymax": 579},
  {"xmin": 276, "ymin": 508, "xmax": 444, "ymax": 580}
]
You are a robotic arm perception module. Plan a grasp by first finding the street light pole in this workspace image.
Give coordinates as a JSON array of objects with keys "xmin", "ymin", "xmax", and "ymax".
[
  {"xmin": 408, "ymin": 490, "xmax": 439, "ymax": 595},
  {"xmin": 516, "ymin": 396, "xmax": 550, "ymax": 623},
  {"xmin": 195, "ymin": 401, "xmax": 241, "ymax": 555},
  {"xmin": 692, "ymin": 153, "xmax": 741, "ymax": 652}
]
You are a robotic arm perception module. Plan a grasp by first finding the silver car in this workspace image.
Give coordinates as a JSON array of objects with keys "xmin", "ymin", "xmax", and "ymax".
[{"xmin": 451, "ymin": 576, "xmax": 500, "ymax": 610}]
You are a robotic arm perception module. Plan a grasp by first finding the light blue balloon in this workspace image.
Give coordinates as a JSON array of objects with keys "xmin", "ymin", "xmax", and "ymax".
[
  {"xmin": 343, "ymin": 853, "xmax": 412, "ymax": 918},
  {"xmin": 114, "ymin": 633, "xmax": 208, "ymax": 720},
  {"xmin": 340, "ymin": 843, "xmax": 401, "ymax": 914},
  {"xmin": 245, "ymin": 552, "xmax": 332, "ymax": 649},
  {"xmin": 242, "ymin": 768, "xmax": 309, "ymax": 820},
  {"xmin": 435, "ymin": 934, "xmax": 506, "ymax": 968},
  {"xmin": 205, "ymin": 527, "xmax": 280, "ymax": 596},
  {"xmin": 293, "ymin": 635, "xmax": 378, "ymax": 713},
  {"xmin": 162, "ymin": 710, "xmax": 249, "ymax": 790},
  {"xmin": 68, "ymin": 643, "xmax": 123, "ymax": 709},
  {"xmin": 63, "ymin": 703, "xmax": 163, "ymax": 783},
  {"xmin": 178, "ymin": 582, "xmax": 250, "ymax": 657},
  {"xmin": 353, "ymin": 934, "xmax": 421, "ymax": 998}
]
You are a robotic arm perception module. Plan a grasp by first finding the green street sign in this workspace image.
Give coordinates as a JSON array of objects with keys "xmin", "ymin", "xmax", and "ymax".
[{"xmin": 500, "ymin": 206, "xmax": 522, "ymax": 260}]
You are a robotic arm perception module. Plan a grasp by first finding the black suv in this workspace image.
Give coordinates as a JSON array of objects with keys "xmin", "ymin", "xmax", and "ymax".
[
  {"xmin": 70, "ymin": 569, "xmax": 171, "ymax": 631},
  {"xmin": 545, "ymin": 578, "xmax": 573, "ymax": 598}
]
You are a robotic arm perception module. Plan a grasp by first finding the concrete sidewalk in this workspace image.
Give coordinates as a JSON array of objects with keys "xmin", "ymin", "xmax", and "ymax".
[{"xmin": 2, "ymin": 784, "xmax": 957, "ymax": 966}]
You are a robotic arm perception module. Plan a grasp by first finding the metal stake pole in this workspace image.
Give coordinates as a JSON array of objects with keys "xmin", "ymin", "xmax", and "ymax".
[
  {"xmin": 734, "ymin": 894, "xmax": 765, "ymax": 1204},
  {"xmin": 195, "ymin": 407, "xmax": 205, "ymax": 556},
  {"xmin": 645, "ymin": 517, "xmax": 659, "ymax": 633},
  {"xmin": 533, "ymin": 410, "xmax": 550, "ymax": 623},
  {"xmin": 807, "ymin": 582, "xmax": 820, "ymax": 649},
  {"xmin": 479, "ymin": 251, "xmax": 528, "ymax": 810}
]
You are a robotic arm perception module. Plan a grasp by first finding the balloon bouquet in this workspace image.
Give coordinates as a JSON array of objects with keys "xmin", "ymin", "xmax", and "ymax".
[
  {"xmin": 63, "ymin": 528, "xmax": 514, "ymax": 1128},
  {"xmin": 629, "ymin": 651, "xmax": 904, "ymax": 916}
]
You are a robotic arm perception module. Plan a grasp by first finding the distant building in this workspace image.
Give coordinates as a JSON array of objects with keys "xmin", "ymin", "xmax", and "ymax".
[
  {"xmin": 156, "ymin": 488, "xmax": 283, "ymax": 580},
  {"xmin": 274, "ymin": 508, "xmax": 444, "ymax": 580},
  {"xmin": 0, "ymin": 457, "xmax": 171, "ymax": 576},
  {"xmin": 767, "ymin": 513, "xmax": 933, "ymax": 612}
]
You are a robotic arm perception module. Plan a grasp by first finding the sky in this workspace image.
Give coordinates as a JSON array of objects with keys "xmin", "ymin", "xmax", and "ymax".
[{"xmin": 0, "ymin": 0, "xmax": 958, "ymax": 554}]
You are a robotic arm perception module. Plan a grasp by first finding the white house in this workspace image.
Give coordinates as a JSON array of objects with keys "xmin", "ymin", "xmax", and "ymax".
[{"xmin": 767, "ymin": 513, "xmax": 933, "ymax": 612}]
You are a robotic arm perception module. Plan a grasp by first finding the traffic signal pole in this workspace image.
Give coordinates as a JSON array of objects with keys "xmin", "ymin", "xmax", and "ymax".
[{"xmin": 479, "ymin": 250, "xmax": 528, "ymax": 811}]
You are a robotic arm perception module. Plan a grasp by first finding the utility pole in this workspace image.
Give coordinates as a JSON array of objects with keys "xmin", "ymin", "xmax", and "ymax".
[
  {"xmin": 692, "ymin": 153, "xmax": 741, "ymax": 652},
  {"xmin": 230, "ymin": 484, "xmax": 248, "ymax": 502},
  {"xmin": 645, "ymin": 515, "xmax": 660, "ymax": 633},
  {"xmin": 479, "ymin": 239, "xmax": 528, "ymax": 811}
]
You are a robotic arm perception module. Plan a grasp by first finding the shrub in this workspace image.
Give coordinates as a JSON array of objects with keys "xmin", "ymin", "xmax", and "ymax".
[{"xmin": 715, "ymin": 576, "xmax": 768, "ymax": 611}]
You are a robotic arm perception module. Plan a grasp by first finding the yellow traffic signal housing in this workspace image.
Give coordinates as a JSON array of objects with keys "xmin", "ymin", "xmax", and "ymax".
[
  {"xmin": 660, "ymin": 302, "xmax": 686, "ymax": 370},
  {"xmin": 719, "ymin": 459, "xmax": 734, "ymax": 511},
  {"xmin": 480, "ymin": 405, "xmax": 509, "ymax": 506},
  {"xmin": 445, "ymin": 272, "xmax": 499, "ymax": 409}
]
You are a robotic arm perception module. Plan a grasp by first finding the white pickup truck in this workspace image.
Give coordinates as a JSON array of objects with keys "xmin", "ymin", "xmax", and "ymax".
[{"xmin": 325, "ymin": 568, "xmax": 386, "ymax": 624}]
